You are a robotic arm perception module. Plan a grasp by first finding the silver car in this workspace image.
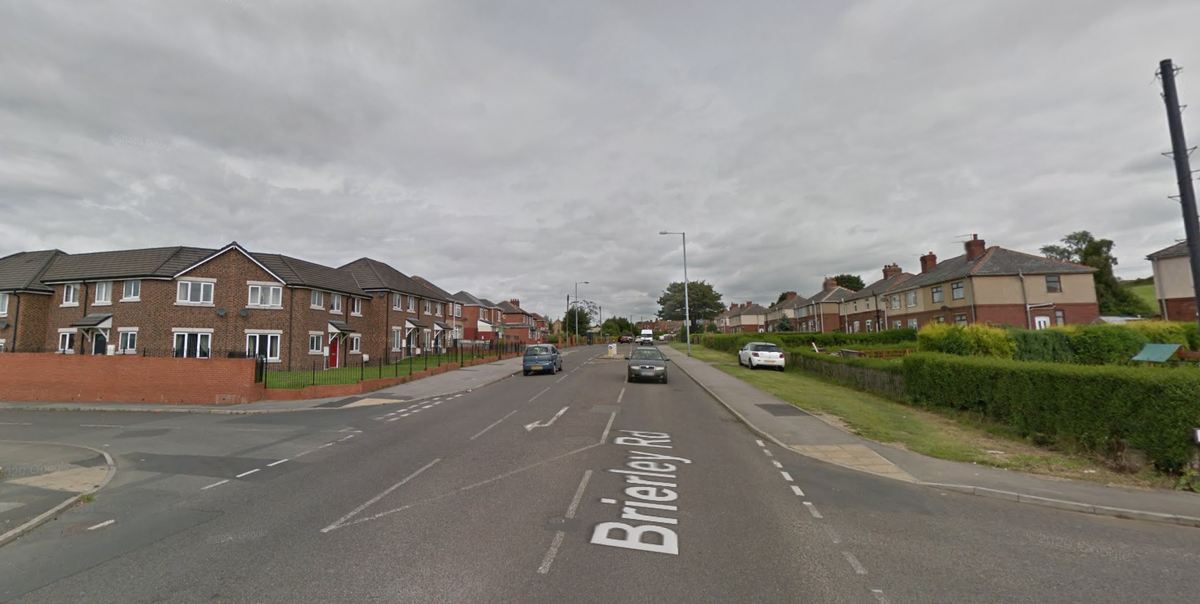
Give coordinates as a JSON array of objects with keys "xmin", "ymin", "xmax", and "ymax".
[{"xmin": 626, "ymin": 346, "xmax": 669, "ymax": 383}]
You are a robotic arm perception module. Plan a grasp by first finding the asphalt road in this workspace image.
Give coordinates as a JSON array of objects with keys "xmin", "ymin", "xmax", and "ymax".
[{"xmin": 1, "ymin": 345, "xmax": 1197, "ymax": 603}]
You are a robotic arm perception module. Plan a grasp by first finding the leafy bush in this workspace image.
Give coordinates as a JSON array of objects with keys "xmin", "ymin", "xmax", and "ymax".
[
  {"xmin": 786, "ymin": 348, "xmax": 904, "ymax": 400},
  {"xmin": 1009, "ymin": 328, "xmax": 1077, "ymax": 363},
  {"xmin": 699, "ymin": 329, "xmax": 918, "ymax": 353},
  {"xmin": 1061, "ymin": 325, "xmax": 1149, "ymax": 365},
  {"xmin": 903, "ymin": 353, "xmax": 1200, "ymax": 471},
  {"xmin": 917, "ymin": 323, "xmax": 1015, "ymax": 358},
  {"xmin": 1123, "ymin": 321, "xmax": 1192, "ymax": 350}
]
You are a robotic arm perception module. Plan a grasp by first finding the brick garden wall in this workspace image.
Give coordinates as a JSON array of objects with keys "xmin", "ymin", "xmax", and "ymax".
[{"xmin": 0, "ymin": 353, "xmax": 263, "ymax": 405}]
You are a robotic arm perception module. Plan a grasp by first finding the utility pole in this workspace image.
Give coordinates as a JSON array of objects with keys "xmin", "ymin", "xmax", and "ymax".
[{"xmin": 1160, "ymin": 58, "xmax": 1200, "ymax": 332}]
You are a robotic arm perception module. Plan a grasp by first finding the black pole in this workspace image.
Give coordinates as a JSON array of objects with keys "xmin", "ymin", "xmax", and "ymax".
[{"xmin": 1161, "ymin": 58, "xmax": 1200, "ymax": 332}]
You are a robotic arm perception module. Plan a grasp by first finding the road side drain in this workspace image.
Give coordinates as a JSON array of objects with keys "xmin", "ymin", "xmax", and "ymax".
[{"xmin": 756, "ymin": 404, "xmax": 811, "ymax": 417}]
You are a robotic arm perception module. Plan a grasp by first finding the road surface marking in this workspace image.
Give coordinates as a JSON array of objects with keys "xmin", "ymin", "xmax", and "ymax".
[
  {"xmin": 539, "ymin": 470, "xmax": 594, "ymax": 575},
  {"xmin": 386, "ymin": 417, "xmax": 400, "ymax": 422},
  {"xmin": 791, "ymin": 485, "xmax": 805, "ymax": 496},
  {"xmin": 600, "ymin": 412, "xmax": 616, "ymax": 444},
  {"xmin": 772, "ymin": 460, "xmax": 782, "ymax": 468},
  {"xmin": 81, "ymin": 424, "xmax": 122, "ymax": 428},
  {"xmin": 756, "ymin": 440, "xmax": 764, "ymax": 447},
  {"xmin": 780, "ymin": 471, "xmax": 793, "ymax": 482},
  {"xmin": 236, "ymin": 469, "xmax": 260, "ymax": 478},
  {"xmin": 421, "ymin": 405, "xmax": 433, "ymax": 409},
  {"xmin": 294, "ymin": 450, "xmax": 315, "ymax": 458},
  {"xmin": 0, "ymin": 422, "xmax": 33, "ymax": 426},
  {"xmin": 556, "ymin": 375, "xmax": 567, "ymax": 383},
  {"xmin": 321, "ymin": 458, "xmax": 442, "ymax": 533},
  {"xmin": 871, "ymin": 589, "xmax": 891, "ymax": 604},
  {"xmin": 524, "ymin": 406, "xmax": 569, "ymax": 431},
  {"xmin": 529, "ymin": 387, "xmax": 551, "ymax": 402},
  {"xmin": 617, "ymin": 388, "xmax": 625, "ymax": 403},
  {"xmin": 566, "ymin": 470, "xmax": 593, "ymax": 519},
  {"xmin": 87, "ymin": 519, "xmax": 115, "ymax": 531},
  {"xmin": 592, "ymin": 431, "xmax": 687, "ymax": 556},
  {"xmin": 453, "ymin": 394, "xmax": 462, "ymax": 398},
  {"xmin": 843, "ymin": 551, "xmax": 867, "ymax": 575},
  {"xmin": 338, "ymin": 435, "xmax": 355, "ymax": 442},
  {"xmin": 762, "ymin": 449, "xmax": 773, "ymax": 457},
  {"xmin": 318, "ymin": 442, "xmax": 334, "ymax": 448},
  {"xmin": 411, "ymin": 410, "xmax": 420, "ymax": 414},
  {"xmin": 823, "ymin": 525, "xmax": 841, "ymax": 544},
  {"xmin": 471, "ymin": 410, "xmax": 518, "ymax": 441},
  {"xmin": 202, "ymin": 479, "xmax": 230, "ymax": 490},
  {"xmin": 267, "ymin": 459, "xmax": 288, "ymax": 467},
  {"xmin": 803, "ymin": 501, "xmax": 822, "ymax": 518}
]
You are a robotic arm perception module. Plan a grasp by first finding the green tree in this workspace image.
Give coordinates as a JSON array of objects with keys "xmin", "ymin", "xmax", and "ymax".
[
  {"xmin": 705, "ymin": 322, "xmax": 720, "ymax": 333},
  {"xmin": 776, "ymin": 316, "xmax": 793, "ymax": 332},
  {"xmin": 657, "ymin": 281, "xmax": 725, "ymax": 326},
  {"xmin": 1040, "ymin": 231, "xmax": 1154, "ymax": 316},
  {"xmin": 601, "ymin": 317, "xmax": 635, "ymax": 337},
  {"xmin": 833, "ymin": 274, "xmax": 865, "ymax": 291},
  {"xmin": 777, "ymin": 291, "xmax": 790, "ymax": 304},
  {"xmin": 563, "ymin": 307, "xmax": 591, "ymax": 336}
]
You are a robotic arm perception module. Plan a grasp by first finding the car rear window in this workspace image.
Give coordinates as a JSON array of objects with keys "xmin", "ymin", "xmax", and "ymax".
[
  {"xmin": 757, "ymin": 344, "xmax": 782, "ymax": 352},
  {"xmin": 525, "ymin": 346, "xmax": 551, "ymax": 356}
]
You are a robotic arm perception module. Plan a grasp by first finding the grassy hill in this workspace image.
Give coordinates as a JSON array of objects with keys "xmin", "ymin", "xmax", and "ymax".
[{"xmin": 1131, "ymin": 283, "xmax": 1158, "ymax": 314}]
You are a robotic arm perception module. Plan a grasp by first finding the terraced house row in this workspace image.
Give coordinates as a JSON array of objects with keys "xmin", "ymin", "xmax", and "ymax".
[
  {"xmin": 721, "ymin": 235, "xmax": 1102, "ymax": 334},
  {"xmin": 0, "ymin": 242, "xmax": 549, "ymax": 367}
]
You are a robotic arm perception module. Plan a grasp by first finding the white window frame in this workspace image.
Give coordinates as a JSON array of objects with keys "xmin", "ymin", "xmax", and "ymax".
[
  {"xmin": 455, "ymin": 304, "xmax": 462, "ymax": 318},
  {"xmin": 247, "ymin": 283, "xmax": 283, "ymax": 308},
  {"xmin": 123, "ymin": 280, "xmax": 141, "ymax": 301},
  {"xmin": 408, "ymin": 296, "xmax": 416, "ymax": 312},
  {"xmin": 62, "ymin": 283, "xmax": 80, "ymax": 307},
  {"xmin": 176, "ymin": 279, "xmax": 215, "ymax": 306},
  {"xmin": 435, "ymin": 302, "xmax": 443, "ymax": 316},
  {"xmin": 393, "ymin": 293, "xmax": 403, "ymax": 310},
  {"xmin": 246, "ymin": 331, "xmax": 282, "ymax": 362},
  {"xmin": 94, "ymin": 281, "xmax": 112, "ymax": 305},
  {"xmin": 1055, "ymin": 310, "xmax": 1065, "ymax": 326},
  {"xmin": 952, "ymin": 282, "xmax": 965, "ymax": 300},
  {"xmin": 0, "ymin": 293, "xmax": 7, "ymax": 316},
  {"xmin": 908, "ymin": 318, "xmax": 918, "ymax": 329},
  {"xmin": 349, "ymin": 335, "xmax": 361, "ymax": 353},
  {"xmin": 893, "ymin": 320, "xmax": 902, "ymax": 329},
  {"xmin": 955, "ymin": 313, "xmax": 968, "ymax": 326},
  {"xmin": 392, "ymin": 327, "xmax": 403, "ymax": 351},
  {"xmin": 330, "ymin": 293, "xmax": 343, "ymax": 314},
  {"xmin": 118, "ymin": 329, "xmax": 138, "ymax": 354},
  {"xmin": 57, "ymin": 329, "xmax": 76, "ymax": 353},
  {"xmin": 891, "ymin": 295, "xmax": 900, "ymax": 310},
  {"xmin": 906, "ymin": 291, "xmax": 917, "ymax": 308},
  {"xmin": 311, "ymin": 290, "xmax": 324, "ymax": 309},
  {"xmin": 424, "ymin": 300, "xmax": 431, "ymax": 314},
  {"xmin": 0, "ymin": 338, "xmax": 5, "ymax": 353},
  {"xmin": 351, "ymin": 297, "xmax": 362, "ymax": 316},
  {"xmin": 172, "ymin": 329, "xmax": 214, "ymax": 358}
]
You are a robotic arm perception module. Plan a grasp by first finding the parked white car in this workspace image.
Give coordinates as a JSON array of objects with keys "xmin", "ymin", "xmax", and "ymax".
[{"xmin": 737, "ymin": 341, "xmax": 785, "ymax": 371}]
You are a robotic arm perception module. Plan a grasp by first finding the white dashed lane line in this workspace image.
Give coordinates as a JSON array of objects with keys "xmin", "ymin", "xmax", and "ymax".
[
  {"xmin": 0, "ymin": 422, "xmax": 33, "ymax": 426},
  {"xmin": 780, "ymin": 471, "xmax": 793, "ymax": 482},
  {"xmin": 756, "ymin": 440, "xmax": 765, "ymax": 447},
  {"xmin": 791, "ymin": 485, "xmax": 805, "ymax": 496},
  {"xmin": 843, "ymin": 551, "xmax": 868, "ymax": 575},
  {"xmin": 87, "ymin": 519, "xmax": 116, "ymax": 531},
  {"xmin": 803, "ymin": 501, "xmax": 822, "ymax": 518},
  {"xmin": 871, "ymin": 589, "xmax": 892, "ymax": 604},
  {"xmin": 762, "ymin": 449, "xmax": 772, "ymax": 457},
  {"xmin": 236, "ymin": 469, "xmax": 260, "ymax": 478},
  {"xmin": 772, "ymin": 460, "xmax": 782, "ymax": 468},
  {"xmin": 267, "ymin": 459, "xmax": 289, "ymax": 467},
  {"xmin": 202, "ymin": 479, "xmax": 229, "ymax": 490}
]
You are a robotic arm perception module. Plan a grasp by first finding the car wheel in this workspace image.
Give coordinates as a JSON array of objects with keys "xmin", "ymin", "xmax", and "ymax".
[
  {"xmin": 750, "ymin": 361, "xmax": 757, "ymax": 370},
  {"xmin": 523, "ymin": 370, "xmax": 530, "ymax": 376},
  {"xmin": 661, "ymin": 373, "xmax": 668, "ymax": 384},
  {"xmin": 550, "ymin": 364, "xmax": 556, "ymax": 375}
]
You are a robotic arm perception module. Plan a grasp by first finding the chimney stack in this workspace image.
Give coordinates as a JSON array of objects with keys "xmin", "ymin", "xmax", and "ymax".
[
  {"xmin": 919, "ymin": 252, "xmax": 937, "ymax": 274},
  {"xmin": 510, "ymin": 299, "xmax": 520, "ymax": 307},
  {"xmin": 823, "ymin": 277, "xmax": 838, "ymax": 290},
  {"xmin": 882, "ymin": 264, "xmax": 902, "ymax": 280},
  {"xmin": 964, "ymin": 234, "xmax": 986, "ymax": 261}
]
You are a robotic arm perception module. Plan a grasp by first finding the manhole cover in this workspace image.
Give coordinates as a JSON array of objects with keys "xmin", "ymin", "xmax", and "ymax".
[{"xmin": 757, "ymin": 404, "xmax": 810, "ymax": 417}]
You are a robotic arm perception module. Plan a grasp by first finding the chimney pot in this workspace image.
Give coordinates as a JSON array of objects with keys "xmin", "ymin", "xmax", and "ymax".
[{"xmin": 882, "ymin": 264, "xmax": 903, "ymax": 280}]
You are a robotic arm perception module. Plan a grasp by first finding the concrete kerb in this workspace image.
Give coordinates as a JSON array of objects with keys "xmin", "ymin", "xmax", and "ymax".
[
  {"xmin": 0, "ymin": 441, "xmax": 117, "ymax": 548},
  {"xmin": 668, "ymin": 350, "xmax": 1200, "ymax": 530}
]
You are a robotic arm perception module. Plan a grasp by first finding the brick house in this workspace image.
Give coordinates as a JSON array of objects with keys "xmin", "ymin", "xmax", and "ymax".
[
  {"xmin": 37, "ymin": 242, "xmax": 373, "ymax": 370},
  {"xmin": 478, "ymin": 299, "xmax": 506, "ymax": 339},
  {"xmin": 839, "ymin": 264, "xmax": 912, "ymax": 333},
  {"xmin": 0, "ymin": 250, "xmax": 64, "ymax": 353},
  {"xmin": 452, "ymin": 290, "xmax": 493, "ymax": 341},
  {"xmin": 1147, "ymin": 242, "xmax": 1196, "ymax": 320},
  {"xmin": 765, "ymin": 292, "xmax": 808, "ymax": 332},
  {"xmin": 797, "ymin": 279, "xmax": 855, "ymax": 333},
  {"xmin": 726, "ymin": 302, "xmax": 768, "ymax": 333},
  {"xmin": 340, "ymin": 258, "xmax": 454, "ymax": 359},
  {"xmin": 411, "ymin": 275, "xmax": 463, "ymax": 348},
  {"xmin": 497, "ymin": 299, "xmax": 539, "ymax": 344},
  {"xmin": 882, "ymin": 235, "xmax": 1099, "ymax": 330}
]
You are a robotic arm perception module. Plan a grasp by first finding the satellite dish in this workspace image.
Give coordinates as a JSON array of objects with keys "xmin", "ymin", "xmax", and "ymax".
[
  {"xmin": 216, "ymin": 308, "xmax": 227, "ymax": 316},
  {"xmin": 239, "ymin": 308, "xmax": 250, "ymax": 317}
]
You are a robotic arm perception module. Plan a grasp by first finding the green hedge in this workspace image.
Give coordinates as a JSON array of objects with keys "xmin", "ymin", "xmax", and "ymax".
[
  {"xmin": 903, "ymin": 353, "xmax": 1200, "ymax": 471},
  {"xmin": 699, "ymin": 329, "xmax": 918, "ymax": 353},
  {"xmin": 917, "ymin": 323, "xmax": 1016, "ymax": 359},
  {"xmin": 920, "ymin": 321, "xmax": 1197, "ymax": 365},
  {"xmin": 786, "ymin": 348, "xmax": 904, "ymax": 400}
]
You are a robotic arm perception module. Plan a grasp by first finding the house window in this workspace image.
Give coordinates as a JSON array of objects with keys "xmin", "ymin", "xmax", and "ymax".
[
  {"xmin": 1055, "ymin": 310, "xmax": 1065, "ymax": 325},
  {"xmin": 350, "ymin": 335, "xmax": 361, "ymax": 353},
  {"xmin": 174, "ymin": 332, "xmax": 211, "ymax": 358},
  {"xmin": 63, "ymin": 284, "xmax": 79, "ymax": 306},
  {"xmin": 890, "ymin": 295, "xmax": 899, "ymax": 310},
  {"xmin": 118, "ymin": 330, "xmax": 137, "ymax": 354},
  {"xmin": 95, "ymin": 281, "xmax": 112, "ymax": 304},
  {"xmin": 331, "ymin": 294, "xmax": 343, "ymax": 313},
  {"xmin": 936, "ymin": 316, "xmax": 945, "ymax": 324},
  {"xmin": 952, "ymin": 282, "xmax": 964, "ymax": 300},
  {"xmin": 392, "ymin": 293, "xmax": 402, "ymax": 310},
  {"xmin": 58, "ymin": 331, "xmax": 75, "ymax": 353},
  {"xmin": 408, "ymin": 296, "xmax": 416, "ymax": 312},
  {"xmin": 123, "ymin": 280, "xmax": 141, "ymax": 300},
  {"xmin": 351, "ymin": 298, "xmax": 362, "ymax": 316},
  {"xmin": 424, "ymin": 300, "xmax": 431, "ymax": 314},
  {"xmin": 177, "ymin": 281, "xmax": 214, "ymax": 304},
  {"xmin": 853, "ymin": 321, "xmax": 860, "ymax": 333},
  {"xmin": 455, "ymin": 304, "xmax": 462, "ymax": 318},
  {"xmin": 906, "ymin": 291, "xmax": 917, "ymax": 307},
  {"xmin": 931, "ymin": 286, "xmax": 943, "ymax": 304},
  {"xmin": 0, "ymin": 339, "xmax": 5, "ymax": 353},
  {"xmin": 955, "ymin": 313, "xmax": 968, "ymax": 326},
  {"xmin": 436, "ymin": 302, "xmax": 443, "ymax": 316},
  {"xmin": 392, "ymin": 327, "xmax": 403, "ymax": 351},
  {"xmin": 893, "ymin": 320, "xmax": 902, "ymax": 329},
  {"xmin": 908, "ymin": 318, "xmax": 918, "ymax": 329},
  {"xmin": 309, "ymin": 333, "xmax": 323, "ymax": 354},
  {"xmin": 853, "ymin": 301, "xmax": 858, "ymax": 312},
  {"xmin": 865, "ymin": 320, "xmax": 873, "ymax": 332},
  {"xmin": 248, "ymin": 285, "xmax": 282, "ymax": 307},
  {"xmin": 311, "ymin": 290, "xmax": 324, "ymax": 308},
  {"xmin": 246, "ymin": 333, "xmax": 280, "ymax": 361},
  {"xmin": 1046, "ymin": 275, "xmax": 1062, "ymax": 293},
  {"xmin": 0, "ymin": 293, "xmax": 7, "ymax": 316}
]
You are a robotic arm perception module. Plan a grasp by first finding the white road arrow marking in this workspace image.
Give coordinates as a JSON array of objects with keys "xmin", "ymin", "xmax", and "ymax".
[{"xmin": 525, "ymin": 406, "xmax": 569, "ymax": 432}]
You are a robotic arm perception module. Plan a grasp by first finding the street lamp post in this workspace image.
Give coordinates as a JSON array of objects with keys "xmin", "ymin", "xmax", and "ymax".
[
  {"xmin": 660, "ymin": 231, "xmax": 691, "ymax": 356},
  {"xmin": 574, "ymin": 281, "xmax": 589, "ymax": 345}
]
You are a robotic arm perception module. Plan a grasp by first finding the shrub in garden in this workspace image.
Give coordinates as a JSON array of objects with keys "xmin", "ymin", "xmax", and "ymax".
[
  {"xmin": 1061, "ymin": 325, "xmax": 1149, "ymax": 365},
  {"xmin": 1009, "ymin": 328, "xmax": 1077, "ymax": 363}
]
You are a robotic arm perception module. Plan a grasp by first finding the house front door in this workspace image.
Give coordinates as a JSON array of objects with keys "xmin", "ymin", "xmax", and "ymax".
[
  {"xmin": 329, "ymin": 336, "xmax": 340, "ymax": 368},
  {"xmin": 92, "ymin": 332, "xmax": 107, "ymax": 355},
  {"xmin": 1033, "ymin": 316, "xmax": 1050, "ymax": 330}
]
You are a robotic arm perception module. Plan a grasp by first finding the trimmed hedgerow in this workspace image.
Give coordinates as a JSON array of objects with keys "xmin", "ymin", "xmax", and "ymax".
[
  {"xmin": 903, "ymin": 353, "xmax": 1200, "ymax": 472},
  {"xmin": 785, "ymin": 348, "xmax": 904, "ymax": 401},
  {"xmin": 917, "ymin": 323, "xmax": 1016, "ymax": 359},
  {"xmin": 699, "ymin": 329, "xmax": 918, "ymax": 353}
]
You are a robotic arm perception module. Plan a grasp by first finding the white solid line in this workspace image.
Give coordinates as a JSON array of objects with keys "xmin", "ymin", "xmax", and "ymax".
[
  {"xmin": 471, "ymin": 410, "xmax": 518, "ymax": 441},
  {"xmin": 202, "ymin": 479, "xmax": 229, "ymax": 490},
  {"xmin": 537, "ymin": 530, "xmax": 566, "ymax": 574},
  {"xmin": 762, "ymin": 449, "xmax": 773, "ymax": 457},
  {"xmin": 0, "ymin": 422, "xmax": 33, "ymax": 426},
  {"xmin": 791, "ymin": 485, "xmax": 805, "ymax": 496},
  {"xmin": 529, "ymin": 387, "xmax": 551, "ymax": 402},
  {"xmin": 843, "ymin": 551, "xmax": 868, "ymax": 575},
  {"xmin": 318, "ymin": 442, "xmax": 334, "ymax": 448},
  {"xmin": 321, "ymin": 458, "xmax": 441, "ymax": 533},
  {"xmin": 772, "ymin": 460, "xmax": 782, "ymax": 468},
  {"xmin": 756, "ymin": 439, "xmax": 765, "ymax": 447},
  {"xmin": 267, "ymin": 459, "xmax": 289, "ymax": 467},
  {"xmin": 81, "ymin": 424, "xmax": 123, "ymax": 428},
  {"xmin": 617, "ymin": 388, "xmax": 625, "ymax": 403},
  {"xmin": 236, "ymin": 469, "xmax": 260, "ymax": 478},
  {"xmin": 871, "ymin": 589, "xmax": 892, "ymax": 604},
  {"xmin": 600, "ymin": 412, "xmax": 616, "ymax": 444},
  {"xmin": 87, "ymin": 519, "xmax": 115, "ymax": 531},
  {"xmin": 804, "ymin": 501, "xmax": 823, "ymax": 518},
  {"xmin": 780, "ymin": 471, "xmax": 793, "ymax": 482},
  {"xmin": 566, "ymin": 470, "xmax": 593, "ymax": 519}
]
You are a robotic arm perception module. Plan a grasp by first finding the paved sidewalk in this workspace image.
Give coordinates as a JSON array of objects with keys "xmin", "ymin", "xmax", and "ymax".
[
  {"xmin": 0, "ymin": 355, "xmax": 530, "ymax": 414},
  {"xmin": 661, "ymin": 345, "xmax": 1200, "ymax": 528},
  {"xmin": 0, "ymin": 441, "xmax": 116, "ymax": 547}
]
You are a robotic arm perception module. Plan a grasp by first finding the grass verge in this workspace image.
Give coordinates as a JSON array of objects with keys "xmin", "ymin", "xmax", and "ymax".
[{"xmin": 671, "ymin": 343, "xmax": 1173, "ymax": 489}]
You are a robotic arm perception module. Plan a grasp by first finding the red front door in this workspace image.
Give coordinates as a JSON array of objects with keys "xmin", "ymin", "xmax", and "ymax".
[{"xmin": 329, "ymin": 336, "xmax": 340, "ymax": 368}]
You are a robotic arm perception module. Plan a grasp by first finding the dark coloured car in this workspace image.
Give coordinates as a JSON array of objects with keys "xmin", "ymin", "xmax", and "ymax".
[
  {"xmin": 618, "ymin": 334, "xmax": 633, "ymax": 343},
  {"xmin": 523, "ymin": 344, "xmax": 563, "ymax": 375},
  {"xmin": 626, "ymin": 346, "xmax": 669, "ymax": 383}
]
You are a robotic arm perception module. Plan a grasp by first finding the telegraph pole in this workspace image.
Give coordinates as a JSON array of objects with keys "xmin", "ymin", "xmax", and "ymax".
[{"xmin": 1160, "ymin": 59, "xmax": 1200, "ymax": 331}]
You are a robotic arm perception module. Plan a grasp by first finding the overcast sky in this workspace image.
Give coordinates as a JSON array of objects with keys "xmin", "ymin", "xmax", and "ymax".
[{"xmin": 2, "ymin": 0, "xmax": 1199, "ymax": 322}]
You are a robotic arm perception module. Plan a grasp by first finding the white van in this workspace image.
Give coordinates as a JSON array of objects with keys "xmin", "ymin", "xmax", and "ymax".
[{"xmin": 636, "ymin": 329, "xmax": 655, "ymax": 345}]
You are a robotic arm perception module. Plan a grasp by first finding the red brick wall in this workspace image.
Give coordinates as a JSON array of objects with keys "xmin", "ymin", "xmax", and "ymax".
[
  {"xmin": 0, "ymin": 353, "xmax": 262, "ymax": 404},
  {"xmin": 0, "ymin": 293, "xmax": 53, "ymax": 352},
  {"xmin": 1162, "ymin": 297, "xmax": 1197, "ymax": 322}
]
